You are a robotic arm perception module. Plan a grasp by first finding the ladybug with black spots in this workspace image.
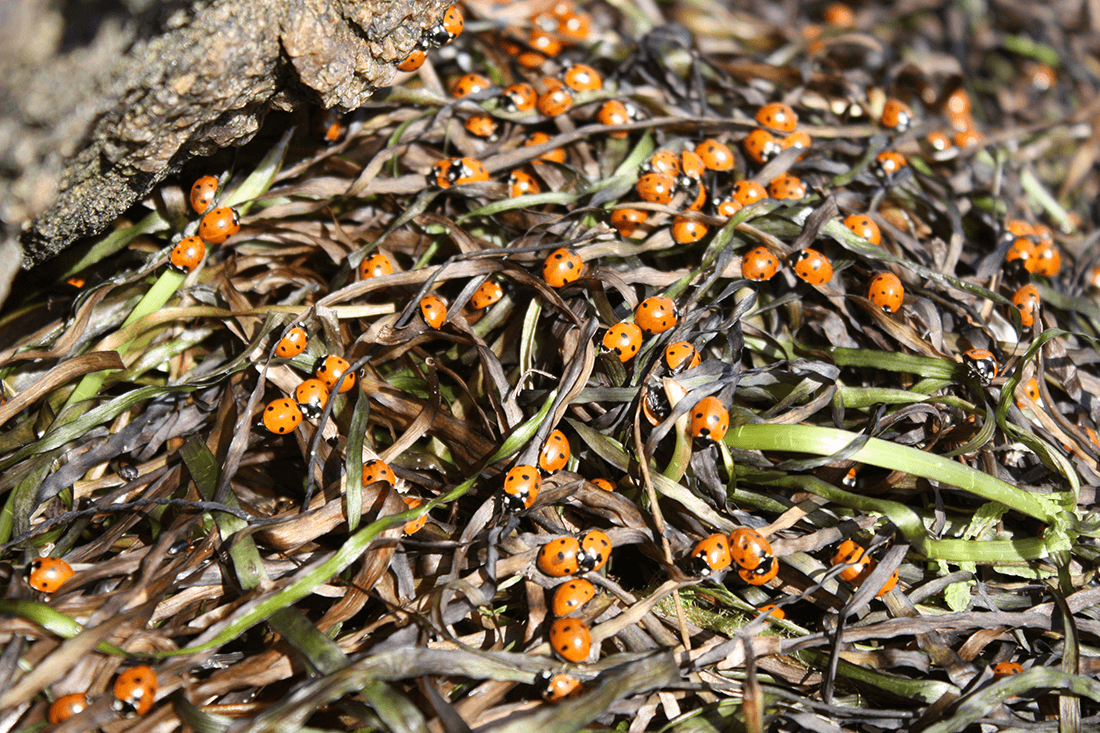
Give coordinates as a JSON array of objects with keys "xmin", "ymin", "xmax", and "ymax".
[
  {"xmin": 866, "ymin": 272, "xmax": 904, "ymax": 313},
  {"xmin": 113, "ymin": 665, "xmax": 158, "ymax": 716},
  {"xmin": 28, "ymin": 557, "xmax": 74, "ymax": 593},
  {"xmin": 275, "ymin": 327, "xmax": 308, "ymax": 359},
  {"xmin": 691, "ymin": 534, "xmax": 732, "ymax": 575},
  {"xmin": 315, "ymin": 355, "xmax": 356, "ymax": 393},
  {"xmin": 634, "ymin": 296, "xmax": 678, "ymax": 335},
  {"xmin": 742, "ymin": 246, "xmax": 780, "ymax": 281},
  {"xmin": 294, "ymin": 379, "xmax": 329, "ymax": 419},
  {"xmin": 689, "ymin": 396, "xmax": 729, "ymax": 442},
  {"xmin": 539, "ymin": 429, "xmax": 571, "ymax": 473},
  {"xmin": 538, "ymin": 536, "xmax": 583, "ymax": 577},
  {"xmin": 504, "ymin": 465, "xmax": 541, "ymax": 511},
  {"xmin": 729, "ymin": 527, "xmax": 773, "ymax": 572},
  {"xmin": 198, "ymin": 206, "xmax": 240, "ymax": 245},
  {"xmin": 963, "ymin": 349, "xmax": 998, "ymax": 385},
  {"xmin": 791, "ymin": 249, "xmax": 833, "ymax": 285},
  {"xmin": 420, "ymin": 295, "xmax": 447, "ymax": 329},
  {"xmin": 543, "ymin": 248, "xmax": 583, "ymax": 288},
  {"xmin": 538, "ymin": 671, "xmax": 583, "ymax": 701},
  {"xmin": 549, "ymin": 618, "xmax": 592, "ymax": 662},
  {"xmin": 427, "ymin": 4, "xmax": 463, "ymax": 46},
  {"xmin": 189, "ymin": 175, "xmax": 218, "ymax": 214},
  {"xmin": 262, "ymin": 398, "xmax": 303, "ymax": 434},
  {"xmin": 169, "ymin": 236, "xmax": 205, "ymax": 274},
  {"xmin": 551, "ymin": 578, "xmax": 596, "ymax": 616},
  {"xmin": 601, "ymin": 322, "xmax": 643, "ymax": 363}
]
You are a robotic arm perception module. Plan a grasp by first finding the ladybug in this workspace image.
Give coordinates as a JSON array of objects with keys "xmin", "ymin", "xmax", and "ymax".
[
  {"xmin": 363, "ymin": 458, "xmax": 397, "ymax": 486},
  {"xmin": 464, "ymin": 114, "xmax": 498, "ymax": 140},
  {"xmin": 780, "ymin": 130, "xmax": 813, "ymax": 155},
  {"xmin": 634, "ymin": 296, "xmax": 677, "ymax": 335},
  {"xmin": 198, "ymin": 206, "xmax": 241, "ymax": 245},
  {"xmin": 294, "ymin": 379, "xmax": 330, "ymax": 420},
  {"xmin": 537, "ymin": 86, "xmax": 573, "ymax": 117},
  {"xmin": 28, "ymin": 557, "xmax": 74, "ymax": 593},
  {"xmin": 944, "ymin": 87, "xmax": 973, "ymax": 121},
  {"xmin": 397, "ymin": 48, "xmax": 426, "ymax": 72},
  {"xmin": 539, "ymin": 429, "xmax": 571, "ymax": 473},
  {"xmin": 542, "ymin": 248, "xmax": 583, "ymax": 288},
  {"xmin": 842, "ymin": 466, "xmax": 859, "ymax": 488},
  {"xmin": 313, "ymin": 108, "xmax": 348, "ymax": 143},
  {"xmin": 315, "ymin": 354, "xmax": 357, "ymax": 393},
  {"xmin": 866, "ymin": 272, "xmax": 904, "ymax": 313},
  {"xmin": 601, "ymin": 322, "xmax": 643, "ymax": 363},
  {"xmin": 684, "ymin": 184, "xmax": 707, "ymax": 212},
  {"xmin": 695, "ymin": 139, "xmax": 734, "ymax": 171},
  {"xmin": 525, "ymin": 132, "xmax": 566, "ymax": 163},
  {"xmin": 521, "ymin": 29, "xmax": 563, "ymax": 65},
  {"xmin": 823, "ymin": 2, "xmax": 855, "ymax": 27},
  {"xmin": 880, "ymin": 98, "xmax": 914, "ymax": 132},
  {"xmin": 832, "ymin": 540, "xmax": 871, "ymax": 581},
  {"xmin": 874, "ymin": 151, "xmax": 908, "ymax": 176},
  {"xmin": 262, "ymin": 398, "xmax": 303, "ymax": 434},
  {"xmin": 636, "ymin": 173, "xmax": 676, "ymax": 205},
  {"xmin": 360, "ymin": 252, "xmax": 395, "ymax": 280},
  {"xmin": 549, "ymin": 618, "xmax": 592, "ymax": 663},
  {"xmin": 992, "ymin": 662, "xmax": 1024, "ymax": 677},
  {"xmin": 755, "ymin": 102, "xmax": 798, "ymax": 133},
  {"xmin": 873, "ymin": 566, "xmax": 899, "ymax": 596},
  {"xmin": 743, "ymin": 129, "xmax": 779, "ymax": 165},
  {"xmin": 434, "ymin": 156, "xmax": 491, "ymax": 188},
  {"xmin": 767, "ymin": 173, "xmax": 806, "ymax": 200},
  {"xmin": 555, "ymin": 5, "xmax": 591, "ymax": 42},
  {"xmin": 758, "ymin": 604, "xmax": 785, "ymax": 620},
  {"xmin": 48, "ymin": 692, "xmax": 88, "ymax": 724},
  {"xmin": 792, "ymin": 249, "xmax": 833, "ymax": 285},
  {"xmin": 1033, "ymin": 244, "xmax": 1061, "ymax": 277},
  {"xmin": 538, "ymin": 536, "xmax": 583, "ymax": 577},
  {"xmin": 1011, "ymin": 283, "xmax": 1040, "ymax": 328},
  {"xmin": 504, "ymin": 465, "xmax": 541, "ymax": 511},
  {"xmin": 923, "ymin": 130, "xmax": 953, "ymax": 153},
  {"xmin": 963, "ymin": 349, "xmax": 998, "ymax": 385},
  {"xmin": 189, "ymin": 175, "xmax": 218, "ymax": 214},
  {"xmin": 579, "ymin": 529, "xmax": 611, "ymax": 572},
  {"xmin": 729, "ymin": 528, "xmax": 773, "ymax": 571},
  {"xmin": 1032, "ymin": 223, "xmax": 1055, "ymax": 246},
  {"xmin": 169, "ymin": 236, "xmax": 205, "ymax": 274},
  {"xmin": 665, "ymin": 341, "xmax": 701, "ymax": 373},
  {"xmin": 275, "ymin": 327, "xmax": 308, "ymax": 358},
  {"xmin": 610, "ymin": 208, "xmax": 649, "ymax": 237},
  {"xmin": 731, "ymin": 180, "xmax": 769, "ymax": 206},
  {"xmin": 501, "ymin": 83, "xmax": 538, "ymax": 113},
  {"xmin": 679, "ymin": 150, "xmax": 707, "ymax": 183},
  {"xmin": 1005, "ymin": 237, "xmax": 1038, "ymax": 273},
  {"xmin": 738, "ymin": 555, "xmax": 779, "ymax": 585},
  {"xmin": 113, "ymin": 665, "xmax": 158, "ymax": 716},
  {"xmin": 1018, "ymin": 377, "xmax": 1042, "ymax": 407},
  {"xmin": 691, "ymin": 534, "xmax": 732, "ymax": 576},
  {"xmin": 508, "ymin": 169, "xmax": 541, "ymax": 197},
  {"xmin": 402, "ymin": 497, "xmax": 427, "ymax": 534},
  {"xmin": 552, "ymin": 578, "xmax": 596, "ymax": 616},
  {"xmin": 562, "ymin": 62, "xmax": 602, "ymax": 92},
  {"xmin": 539, "ymin": 671, "xmax": 583, "ymax": 701},
  {"xmin": 590, "ymin": 477, "xmax": 615, "ymax": 491},
  {"xmin": 420, "ymin": 295, "xmax": 447, "ymax": 329},
  {"xmin": 452, "ymin": 73, "xmax": 492, "ymax": 98},
  {"xmin": 716, "ymin": 197, "xmax": 742, "ymax": 218},
  {"xmin": 843, "ymin": 214, "xmax": 881, "ymax": 245},
  {"xmin": 690, "ymin": 396, "xmax": 729, "ymax": 442},
  {"xmin": 597, "ymin": 100, "xmax": 634, "ymax": 139},
  {"xmin": 742, "ymin": 246, "xmax": 781, "ymax": 281},
  {"xmin": 671, "ymin": 217, "xmax": 709, "ymax": 244},
  {"xmin": 953, "ymin": 129, "xmax": 984, "ymax": 149},
  {"xmin": 427, "ymin": 4, "xmax": 463, "ymax": 46},
  {"xmin": 471, "ymin": 279, "xmax": 504, "ymax": 309},
  {"xmin": 643, "ymin": 150, "xmax": 681, "ymax": 176}
]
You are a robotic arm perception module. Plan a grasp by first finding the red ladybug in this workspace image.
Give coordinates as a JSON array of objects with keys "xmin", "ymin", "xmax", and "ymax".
[
  {"xmin": 601, "ymin": 322, "xmax": 643, "ymax": 363},
  {"xmin": 420, "ymin": 295, "xmax": 447, "ymax": 329},
  {"xmin": 315, "ymin": 355, "xmax": 356, "ymax": 393},
  {"xmin": 579, "ymin": 529, "xmax": 611, "ymax": 571},
  {"xmin": 633, "ymin": 296, "xmax": 676, "ymax": 335},
  {"xmin": 874, "ymin": 151, "xmax": 908, "ymax": 176},
  {"xmin": 501, "ymin": 83, "xmax": 538, "ymax": 112},
  {"xmin": 542, "ymin": 248, "xmax": 583, "ymax": 288},
  {"xmin": 738, "ymin": 556, "xmax": 779, "ymax": 585},
  {"xmin": 716, "ymin": 197, "xmax": 742, "ymax": 218},
  {"xmin": 539, "ymin": 429, "xmax": 571, "ymax": 473},
  {"xmin": 525, "ymin": 132, "xmax": 566, "ymax": 163},
  {"xmin": 671, "ymin": 217, "xmax": 709, "ymax": 244},
  {"xmin": 112, "ymin": 665, "xmax": 158, "ymax": 716},
  {"xmin": 1033, "ymin": 243, "xmax": 1061, "ymax": 277},
  {"xmin": 464, "ymin": 114, "xmax": 498, "ymax": 140},
  {"xmin": 275, "ymin": 327, "xmax": 308, "ymax": 358},
  {"xmin": 610, "ymin": 208, "xmax": 649, "ymax": 237},
  {"xmin": 596, "ymin": 100, "xmax": 635, "ymax": 139},
  {"xmin": 48, "ymin": 692, "xmax": 88, "ymax": 724},
  {"xmin": 360, "ymin": 252, "xmax": 395, "ymax": 280},
  {"xmin": 880, "ymin": 98, "xmax": 915, "ymax": 132},
  {"xmin": 866, "ymin": 272, "xmax": 904, "ymax": 313},
  {"xmin": 198, "ymin": 206, "xmax": 240, "ymax": 244},
  {"xmin": 636, "ymin": 173, "xmax": 676, "ymax": 204},
  {"xmin": 539, "ymin": 671, "xmax": 583, "ymax": 701},
  {"xmin": 792, "ymin": 249, "xmax": 833, "ymax": 285},
  {"xmin": 262, "ymin": 398, "xmax": 303, "ymax": 434},
  {"xmin": 294, "ymin": 378, "xmax": 330, "ymax": 419},
  {"xmin": 664, "ymin": 341, "xmax": 701, "ymax": 373},
  {"xmin": 644, "ymin": 150, "xmax": 681, "ymax": 176},
  {"xmin": 428, "ymin": 4, "xmax": 464, "ymax": 46},
  {"xmin": 549, "ymin": 617, "xmax": 592, "ymax": 662},
  {"xmin": 562, "ymin": 62, "xmax": 603, "ymax": 91},
  {"xmin": 992, "ymin": 662, "xmax": 1024, "ymax": 677},
  {"xmin": 743, "ymin": 129, "xmax": 779, "ymax": 164},
  {"xmin": 690, "ymin": 396, "xmax": 729, "ymax": 442},
  {"xmin": 28, "ymin": 557, "xmax": 74, "ymax": 593},
  {"xmin": 742, "ymin": 246, "xmax": 781, "ymax": 281},
  {"xmin": 729, "ymin": 527, "xmax": 773, "ymax": 571},
  {"xmin": 767, "ymin": 173, "xmax": 806, "ymax": 200},
  {"xmin": 363, "ymin": 458, "xmax": 397, "ymax": 486},
  {"xmin": 471, "ymin": 279, "xmax": 505, "ymax": 309},
  {"xmin": 590, "ymin": 478, "xmax": 615, "ymax": 491},
  {"xmin": 508, "ymin": 169, "xmax": 541, "ymax": 197},
  {"xmin": 832, "ymin": 540, "xmax": 871, "ymax": 581},
  {"xmin": 169, "ymin": 236, "xmax": 205, "ymax": 274},
  {"xmin": 504, "ymin": 465, "xmax": 541, "ymax": 511},
  {"xmin": 189, "ymin": 175, "xmax": 218, "ymax": 214},
  {"xmin": 397, "ymin": 48, "xmax": 426, "ymax": 72},
  {"xmin": 1010, "ymin": 284, "xmax": 1040, "ymax": 328},
  {"xmin": 731, "ymin": 180, "xmax": 769, "ymax": 206},
  {"xmin": 452, "ymin": 73, "xmax": 492, "ymax": 98},
  {"xmin": 755, "ymin": 102, "xmax": 798, "ymax": 133},
  {"xmin": 691, "ymin": 534, "xmax": 732, "ymax": 575},
  {"xmin": 843, "ymin": 214, "xmax": 881, "ymax": 245},
  {"xmin": 780, "ymin": 130, "xmax": 812, "ymax": 155},
  {"xmin": 551, "ymin": 578, "xmax": 596, "ymax": 616},
  {"xmin": 537, "ymin": 86, "xmax": 573, "ymax": 117},
  {"xmin": 433, "ymin": 157, "xmax": 490, "ymax": 188},
  {"xmin": 963, "ymin": 348, "xmax": 998, "ymax": 385},
  {"xmin": 402, "ymin": 496, "xmax": 427, "ymax": 534},
  {"xmin": 538, "ymin": 536, "xmax": 583, "ymax": 576},
  {"xmin": 695, "ymin": 139, "xmax": 734, "ymax": 171}
]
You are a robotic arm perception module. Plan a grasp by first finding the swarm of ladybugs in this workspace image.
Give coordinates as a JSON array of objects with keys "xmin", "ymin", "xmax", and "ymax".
[{"xmin": 11, "ymin": 0, "xmax": 1100, "ymax": 729}]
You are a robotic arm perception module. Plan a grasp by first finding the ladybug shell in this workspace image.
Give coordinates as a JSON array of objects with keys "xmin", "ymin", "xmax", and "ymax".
[
  {"xmin": 503, "ymin": 465, "xmax": 541, "ymax": 511},
  {"xmin": 729, "ymin": 528, "xmax": 773, "ymax": 571},
  {"xmin": 363, "ymin": 458, "xmax": 396, "ymax": 486},
  {"xmin": 691, "ymin": 534, "xmax": 732, "ymax": 575},
  {"xmin": 738, "ymin": 555, "xmax": 779, "ymax": 585},
  {"xmin": 551, "ymin": 578, "xmax": 596, "ymax": 616},
  {"xmin": 866, "ymin": 272, "xmax": 904, "ymax": 313},
  {"xmin": 48, "ymin": 693, "xmax": 89, "ymax": 724},
  {"xmin": 634, "ymin": 296, "xmax": 678, "ymax": 335},
  {"xmin": 743, "ymin": 129, "xmax": 779, "ymax": 164},
  {"xmin": 275, "ymin": 327, "xmax": 308, "ymax": 359},
  {"xmin": 579, "ymin": 529, "xmax": 611, "ymax": 572},
  {"xmin": 420, "ymin": 295, "xmax": 447, "ymax": 329},
  {"xmin": 198, "ymin": 206, "xmax": 241, "ymax": 245},
  {"xmin": 755, "ymin": 102, "xmax": 798, "ymax": 133},
  {"xmin": 538, "ymin": 429, "xmax": 571, "ymax": 473},
  {"xmin": 315, "ymin": 355, "xmax": 356, "ymax": 393},
  {"xmin": 792, "ymin": 249, "xmax": 833, "ymax": 285},
  {"xmin": 664, "ymin": 341, "xmax": 701, "ymax": 373},
  {"xmin": 28, "ymin": 557, "xmax": 74, "ymax": 593},
  {"xmin": 601, "ymin": 323, "xmax": 642, "ymax": 363},
  {"xmin": 689, "ymin": 396, "xmax": 730, "ymax": 442},
  {"xmin": 843, "ymin": 214, "xmax": 881, "ymax": 245},
  {"xmin": 113, "ymin": 665, "xmax": 157, "ymax": 716},
  {"xmin": 360, "ymin": 252, "xmax": 394, "ymax": 280},
  {"xmin": 262, "ymin": 398, "xmax": 303, "ymax": 435},
  {"xmin": 541, "ymin": 672, "xmax": 583, "ymax": 701},
  {"xmin": 294, "ymin": 379, "xmax": 330, "ymax": 419},
  {"xmin": 471, "ymin": 280, "xmax": 505, "ymax": 309},
  {"xmin": 537, "ymin": 536, "xmax": 583, "ymax": 577},
  {"xmin": 169, "ymin": 236, "xmax": 205, "ymax": 274},
  {"xmin": 741, "ymin": 246, "xmax": 780, "ymax": 281},
  {"xmin": 189, "ymin": 176, "xmax": 218, "ymax": 214},
  {"xmin": 402, "ymin": 497, "xmax": 427, "ymax": 534},
  {"xmin": 542, "ymin": 248, "xmax": 583, "ymax": 288},
  {"xmin": 695, "ymin": 138, "xmax": 734, "ymax": 171},
  {"xmin": 731, "ymin": 180, "xmax": 768, "ymax": 206},
  {"xmin": 548, "ymin": 617, "xmax": 592, "ymax": 663}
]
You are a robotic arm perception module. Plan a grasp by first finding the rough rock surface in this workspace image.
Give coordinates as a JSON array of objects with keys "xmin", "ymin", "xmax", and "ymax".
[{"xmin": 0, "ymin": 0, "xmax": 450, "ymax": 289}]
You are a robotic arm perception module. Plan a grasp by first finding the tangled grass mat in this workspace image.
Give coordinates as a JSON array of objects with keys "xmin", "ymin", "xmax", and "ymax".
[{"xmin": 3, "ymin": 0, "xmax": 1100, "ymax": 731}]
